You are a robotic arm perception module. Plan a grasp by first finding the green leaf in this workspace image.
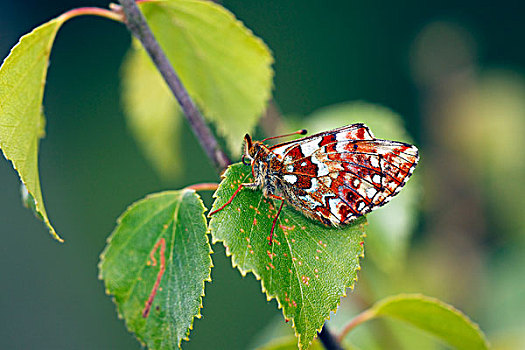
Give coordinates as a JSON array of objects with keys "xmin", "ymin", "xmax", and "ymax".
[
  {"xmin": 300, "ymin": 102, "xmax": 421, "ymax": 272},
  {"xmin": 121, "ymin": 41, "xmax": 183, "ymax": 179},
  {"xmin": 139, "ymin": 0, "xmax": 274, "ymax": 155},
  {"xmin": 99, "ymin": 190, "xmax": 212, "ymax": 349},
  {"xmin": 0, "ymin": 16, "xmax": 68, "ymax": 241},
  {"xmin": 370, "ymin": 294, "xmax": 489, "ymax": 350},
  {"xmin": 209, "ymin": 164, "xmax": 366, "ymax": 349},
  {"xmin": 258, "ymin": 336, "xmax": 326, "ymax": 350},
  {"xmin": 258, "ymin": 335, "xmax": 360, "ymax": 350}
]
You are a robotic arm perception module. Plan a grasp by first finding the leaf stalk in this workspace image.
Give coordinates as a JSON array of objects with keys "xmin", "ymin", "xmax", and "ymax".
[
  {"xmin": 337, "ymin": 308, "xmax": 376, "ymax": 342},
  {"xmin": 185, "ymin": 183, "xmax": 219, "ymax": 192},
  {"xmin": 60, "ymin": 6, "xmax": 125, "ymax": 22}
]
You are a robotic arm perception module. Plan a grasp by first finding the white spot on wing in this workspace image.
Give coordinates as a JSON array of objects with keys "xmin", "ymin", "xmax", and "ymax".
[
  {"xmin": 320, "ymin": 177, "xmax": 332, "ymax": 188},
  {"xmin": 366, "ymin": 187, "xmax": 377, "ymax": 198},
  {"xmin": 284, "ymin": 174, "xmax": 297, "ymax": 184},
  {"xmin": 287, "ymin": 165, "xmax": 294, "ymax": 172},
  {"xmin": 373, "ymin": 174, "xmax": 381, "ymax": 184},
  {"xmin": 306, "ymin": 177, "xmax": 319, "ymax": 193},
  {"xmin": 299, "ymin": 195, "xmax": 322, "ymax": 209},
  {"xmin": 336, "ymin": 132, "xmax": 349, "ymax": 141},
  {"xmin": 272, "ymin": 145, "xmax": 289, "ymax": 157},
  {"xmin": 300, "ymin": 137, "xmax": 322, "ymax": 157},
  {"xmin": 403, "ymin": 145, "xmax": 419, "ymax": 157},
  {"xmin": 328, "ymin": 197, "xmax": 342, "ymax": 215},
  {"xmin": 370, "ymin": 157, "xmax": 379, "ymax": 168},
  {"xmin": 311, "ymin": 153, "xmax": 329, "ymax": 176},
  {"xmin": 321, "ymin": 193, "xmax": 332, "ymax": 203},
  {"xmin": 336, "ymin": 142, "xmax": 347, "ymax": 153},
  {"xmin": 343, "ymin": 214, "xmax": 356, "ymax": 224}
]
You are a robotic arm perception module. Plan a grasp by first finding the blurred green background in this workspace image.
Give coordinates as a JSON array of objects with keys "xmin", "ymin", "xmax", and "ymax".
[{"xmin": 1, "ymin": 0, "xmax": 525, "ymax": 349}]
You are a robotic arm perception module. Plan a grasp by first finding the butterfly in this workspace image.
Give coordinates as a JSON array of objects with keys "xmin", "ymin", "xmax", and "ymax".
[{"xmin": 209, "ymin": 124, "xmax": 419, "ymax": 245}]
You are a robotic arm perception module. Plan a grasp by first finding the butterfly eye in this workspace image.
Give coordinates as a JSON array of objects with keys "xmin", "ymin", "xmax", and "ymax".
[{"xmin": 241, "ymin": 155, "xmax": 251, "ymax": 166}]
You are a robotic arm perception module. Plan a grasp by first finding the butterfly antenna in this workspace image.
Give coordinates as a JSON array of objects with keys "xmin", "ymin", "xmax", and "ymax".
[{"xmin": 262, "ymin": 129, "xmax": 307, "ymax": 142}]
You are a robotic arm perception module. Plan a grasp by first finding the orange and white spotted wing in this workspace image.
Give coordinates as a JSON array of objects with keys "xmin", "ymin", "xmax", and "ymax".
[{"xmin": 269, "ymin": 124, "xmax": 419, "ymax": 226}]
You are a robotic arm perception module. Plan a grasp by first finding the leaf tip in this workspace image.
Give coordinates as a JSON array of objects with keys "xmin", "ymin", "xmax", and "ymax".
[{"xmin": 47, "ymin": 224, "xmax": 64, "ymax": 242}]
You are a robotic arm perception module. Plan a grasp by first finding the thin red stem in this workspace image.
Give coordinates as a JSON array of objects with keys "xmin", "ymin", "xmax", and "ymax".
[
  {"xmin": 142, "ymin": 238, "xmax": 166, "ymax": 318},
  {"xmin": 185, "ymin": 183, "xmax": 219, "ymax": 192},
  {"xmin": 59, "ymin": 7, "xmax": 124, "ymax": 22},
  {"xmin": 337, "ymin": 308, "xmax": 375, "ymax": 342}
]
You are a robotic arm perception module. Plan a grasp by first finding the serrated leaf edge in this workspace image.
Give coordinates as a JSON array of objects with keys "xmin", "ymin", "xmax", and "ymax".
[
  {"xmin": 209, "ymin": 164, "xmax": 366, "ymax": 349},
  {"xmin": 98, "ymin": 189, "xmax": 213, "ymax": 349},
  {"xmin": 177, "ymin": 189, "xmax": 214, "ymax": 345}
]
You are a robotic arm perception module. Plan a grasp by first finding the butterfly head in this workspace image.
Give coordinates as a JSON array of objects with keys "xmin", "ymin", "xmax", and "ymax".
[
  {"xmin": 243, "ymin": 129, "xmax": 307, "ymax": 165},
  {"xmin": 243, "ymin": 134, "xmax": 265, "ymax": 164}
]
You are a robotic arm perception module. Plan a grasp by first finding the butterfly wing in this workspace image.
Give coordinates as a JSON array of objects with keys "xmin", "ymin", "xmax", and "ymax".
[{"xmin": 274, "ymin": 124, "xmax": 419, "ymax": 226}]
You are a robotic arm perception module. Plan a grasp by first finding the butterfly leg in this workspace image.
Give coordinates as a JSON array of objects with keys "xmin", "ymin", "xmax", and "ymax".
[
  {"xmin": 208, "ymin": 183, "xmax": 256, "ymax": 216},
  {"xmin": 269, "ymin": 195, "xmax": 285, "ymax": 246}
]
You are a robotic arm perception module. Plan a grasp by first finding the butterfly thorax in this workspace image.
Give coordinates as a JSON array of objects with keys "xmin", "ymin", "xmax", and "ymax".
[{"xmin": 244, "ymin": 135, "xmax": 284, "ymax": 197}]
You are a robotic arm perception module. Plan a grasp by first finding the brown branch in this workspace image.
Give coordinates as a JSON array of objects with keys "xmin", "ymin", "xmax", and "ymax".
[
  {"xmin": 117, "ymin": 0, "xmax": 231, "ymax": 171},
  {"xmin": 318, "ymin": 324, "xmax": 344, "ymax": 350}
]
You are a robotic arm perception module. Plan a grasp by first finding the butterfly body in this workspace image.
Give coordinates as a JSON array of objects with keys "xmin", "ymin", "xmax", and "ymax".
[{"xmin": 211, "ymin": 124, "xmax": 419, "ymax": 244}]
